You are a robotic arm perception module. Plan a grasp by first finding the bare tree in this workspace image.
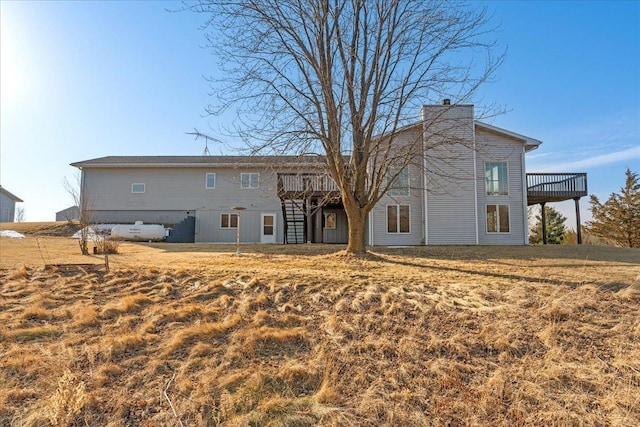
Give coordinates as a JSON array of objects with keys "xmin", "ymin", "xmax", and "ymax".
[
  {"xmin": 15, "ymin": 207, "xmax": 25, "ymax": 223},
  {"xmin": 64, "ymin": 174, "xmax": 94, "ymax": 255},
  {"xmin": 191, "ymin": 0, "xmax": 503, "ymax": 254}
]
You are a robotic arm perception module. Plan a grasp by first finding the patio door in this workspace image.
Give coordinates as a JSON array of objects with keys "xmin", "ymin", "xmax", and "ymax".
[{"xmin": 260, "ymin": 213, "xmax": 276, "ymax": 243}]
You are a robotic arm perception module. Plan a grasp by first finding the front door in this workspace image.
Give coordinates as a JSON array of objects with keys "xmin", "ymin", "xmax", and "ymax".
[{"xmin": 260, "ymin": 213, "xmax": 276, "ymax": 243}]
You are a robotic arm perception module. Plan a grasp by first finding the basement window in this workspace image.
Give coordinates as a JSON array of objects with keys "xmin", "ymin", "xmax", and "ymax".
[
  {"xmin": 486, "ymin": 204, "xmax": 510, "ymax": 233},
  {"xmin": 131, "ymin": 183, "xmax": 145, "ymax": 193},
  {"xmin": 221, "ymin": 213, "xmax": 238, "ymax": 229},
  {"xmin": 324, "ymin": 212, "xmax": 336, "ymax": 229},
  {"xmin": 387, "ymin": 205, "xmax": 410, "ymax": 233}
]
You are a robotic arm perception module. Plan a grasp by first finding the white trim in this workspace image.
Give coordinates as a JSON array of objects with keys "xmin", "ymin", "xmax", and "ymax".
[
  {"xmin": 385, "ymin": 204, "xmax": 411, "ymax": 234},
  {"xmin": 131, "ymin": 183, "xmax": 145, "ymax": 193},
  {"xmin": 521, "ymin": 147, "xmax": 529, "ymax": 244},
  {"xmin": 472, "ymin": 118, "xmax": 479, "ymax": 245},
  {"xmin": 260, "ymin": 213, "xmax": 276, "ymax": 243},
  {"xmin": 421, "ymin": 111, "xmax": 429, "ymax": 245},
  {"xmin": 368, "ymin": 209, "xmax": 374, "ymax": 246},
  {"xmin": 205, "ymin": 173, "xmax": 216, "ymax": 189}
]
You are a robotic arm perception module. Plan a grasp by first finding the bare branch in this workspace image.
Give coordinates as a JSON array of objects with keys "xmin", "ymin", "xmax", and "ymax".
[{"xmin": 189, "ymin": 0, "xmax": 504, "ymax": 253}]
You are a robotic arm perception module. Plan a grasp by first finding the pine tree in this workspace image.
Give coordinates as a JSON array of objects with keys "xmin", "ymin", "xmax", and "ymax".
[
  {"xmin": 529, "ymin": 206, "xmax": 567, "ymax": 244},
  {"xmin": 587, "ymin": 168, "xmax": 640, "ymax": 248}
]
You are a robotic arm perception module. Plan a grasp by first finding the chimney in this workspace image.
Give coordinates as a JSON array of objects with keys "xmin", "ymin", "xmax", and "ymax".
[{"xmin": 442, "ymin": 99, "xmax": 451, "ymax": 105}]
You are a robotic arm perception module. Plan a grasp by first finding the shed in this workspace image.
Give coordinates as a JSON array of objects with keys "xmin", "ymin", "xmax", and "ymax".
[{"xmin": 0, "ymin": 186, "xmax": 24, "ymax": 222}]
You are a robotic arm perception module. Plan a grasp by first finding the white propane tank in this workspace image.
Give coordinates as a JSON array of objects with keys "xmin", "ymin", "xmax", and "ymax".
[{"xmin": 110, "ymin": 221, "xmax": 166, "ymax": 241}]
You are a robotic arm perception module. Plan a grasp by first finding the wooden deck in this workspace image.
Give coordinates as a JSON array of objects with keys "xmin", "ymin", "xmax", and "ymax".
[
  {"xmin": 527, "ymin": 173, "xmax": 588, "ymax": 205},
  {"xmin": 277, "ymin": 173, "xmax": 343, "ymax": 244},
  {"xmin": 277, "ymin": 173, "xmax": 342, "ymax": 202}
]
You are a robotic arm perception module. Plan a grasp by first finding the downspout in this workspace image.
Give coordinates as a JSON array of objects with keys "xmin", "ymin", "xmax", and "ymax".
[
  {"xmin": 368, "ymin": 209, "xmax": 374, "ymax": 246},
  {"xmin": 79, "ymin": 167, "xmax": 86, "ymax": 221},
  {"xmin": 521, "ymin": 147, "xmax": 529, "ymax": 245},
  {"xmin": 472, "ymin": 119, "xmax": 479, "ymax": 245},
  {"xmin": 421, "ymin": 107, "xmax": 429, "ymax": 245}
]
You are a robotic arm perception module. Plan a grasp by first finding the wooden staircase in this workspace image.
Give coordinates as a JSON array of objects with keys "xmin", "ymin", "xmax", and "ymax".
[
  {"xmin": 277, "ymin": 173, "xmax": 342, "ymax": 244},
  {"xmin": 281, "ymin": 199, "xmax": 306, "ymax": 244}
]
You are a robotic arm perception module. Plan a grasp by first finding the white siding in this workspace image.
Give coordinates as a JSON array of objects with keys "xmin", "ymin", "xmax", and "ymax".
[
  {"xmin": 370, "ymin": 126, "xmax": 424, "ymax": 246},
  {"xmin": 82, "ymin": 166, "xmax": 285, "ymax": 243},
  {"xmin": 422, "ymin": 105, "xmax": 477, "ymax": 245},
  {"xmin": 475, "ymin": 127, "xmax": 527, "ymax": 245}
]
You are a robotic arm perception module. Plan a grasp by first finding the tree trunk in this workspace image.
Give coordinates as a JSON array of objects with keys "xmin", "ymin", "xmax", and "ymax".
[{"xmin": 344, "ymin": 207, "xmax": 368, "ymax": 255}]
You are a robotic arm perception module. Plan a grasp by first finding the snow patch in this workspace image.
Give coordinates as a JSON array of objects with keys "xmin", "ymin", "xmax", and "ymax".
[
  {"xmin": 0, "ymin": 230, "xmax": 25, "ymax": 238},
  {"xmin": 71, "ymin": 224, "xmax": 117, "ymax": 241}
]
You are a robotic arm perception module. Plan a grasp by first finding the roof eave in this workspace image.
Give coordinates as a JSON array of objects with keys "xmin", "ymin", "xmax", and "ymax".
[
  {"xmin": 70, "ymin": 162, "xmax": 327, "ymax": 169},
  {"xmin": 475, "ymin": 122, "xmax": 542, "ymax": 152},
  {"xmin": 0, "ymin": 187, "xmax": 24, "ymax": 202}
]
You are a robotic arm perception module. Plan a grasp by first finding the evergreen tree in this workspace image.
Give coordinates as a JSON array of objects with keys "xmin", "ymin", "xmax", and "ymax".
[
  {"xmin": 587, "ymin": 168, "xmax": 640, "ymax": 248},
  {"xmin": 529, "ymin": 206, "xmax": 567, "ymax": 244}
]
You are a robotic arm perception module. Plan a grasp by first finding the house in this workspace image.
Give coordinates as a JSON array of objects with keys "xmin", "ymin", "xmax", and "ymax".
[
  {"xmin": 71, "ymin": 103, "xmax": 587, "ymax": 245},
  {"xmin": 56, "ymin": 206, "xmax": 81, "ymax": 222},
  {"xmin": 0, "ymin": 186, "xmax": 23, "ymax": 223}
]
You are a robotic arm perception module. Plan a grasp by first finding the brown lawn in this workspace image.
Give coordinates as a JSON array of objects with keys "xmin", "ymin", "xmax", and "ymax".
[{"xmin": 0, "ymin": 224, "xmax": 639, "ymax": 426}]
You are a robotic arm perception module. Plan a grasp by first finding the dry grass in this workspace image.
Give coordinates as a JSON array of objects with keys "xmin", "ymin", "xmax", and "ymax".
[
  {"xmin": 0, "ymin": 221, "xmax": 81, "ymax": 237},
  {"xmin": 0, "ymin": 233, "xmax": 639, "ymax": 426}
]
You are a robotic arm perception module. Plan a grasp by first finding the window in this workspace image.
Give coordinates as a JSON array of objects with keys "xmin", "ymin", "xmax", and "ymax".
[
  {"xmin": 486, "ymin": 204, "xmax": 510, "ymax": 233},
  {"xmin": 132, "ymin": 183, "xmax": 145, "ymax": 193},
  {"xmin": 485, "ymin": 162, "xmax": 508, "ymax": 195},
  {"xmin": 241, "ymin": 173, "xmax": 259, "ymax": 189},
  {"xmin": 324, "ymin": 212, "xmax": 336, "ymax": 229},
  {"xmin": 388, "ymin": 166, "xmax": 409, "ymax": 196},
  {"xmin": 387, "ymin": 205, "xmax": 410, "ymax": 233},
  {"xmin": 221, "ymin": 213, "xmax": 238, "ymax": 229},
  {"xmin": 206, "ymin": 173, "xmax": 216, "ymax": 189}
]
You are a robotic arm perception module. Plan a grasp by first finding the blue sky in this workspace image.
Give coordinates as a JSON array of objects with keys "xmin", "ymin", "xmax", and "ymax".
[{"xmin": 1, "ymin": 0, "xmax": 638, "ymax": 227}]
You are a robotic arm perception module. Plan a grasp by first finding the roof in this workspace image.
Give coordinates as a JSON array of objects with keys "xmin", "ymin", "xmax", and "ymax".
[
  {"xmin": 56, "ymin": 205, "xmax": 80, "ymax": 215},
  {"xmin": 475, "ymin": 122, "xmax": 542, "ymax": 152},
  {"xmin": 70, "ymin": 155, "xmax": 328, "ymax": 169},
  {"xmin": 372, "ymin": 120, "xmax": 542, "ymax": 152},
  {"xmin": 0, "ymin": 186, "xmax": 24, "ymax": 202}
]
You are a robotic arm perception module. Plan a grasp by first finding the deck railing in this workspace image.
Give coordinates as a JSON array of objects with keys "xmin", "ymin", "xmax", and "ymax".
[
  {"xmin": 526, "ymin": 173, "xmax": 587, "ymax": 203},
  {"xmin": 278, "ymin": 173, "xmax": 339, "ymax": 193}
]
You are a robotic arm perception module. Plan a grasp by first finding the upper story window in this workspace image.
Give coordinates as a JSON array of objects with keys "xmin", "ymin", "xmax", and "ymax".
[
  {"xmin": 388, "ymin": 166, "xmax": 409, "ymax": 196},
  {"xmin": 241, "ymin": 173, "xmax": 259, "ymax": 189},
  {"xmin": 485, "ymin": 162, "xmax": 508, "ymax": 196},
  {"xmin": 131, "ymin": 183, "xmax": 145, "ymax": 193},
  {"xmin": 206, "ymin": 173, "xmax": 216, "ymax": 189}
]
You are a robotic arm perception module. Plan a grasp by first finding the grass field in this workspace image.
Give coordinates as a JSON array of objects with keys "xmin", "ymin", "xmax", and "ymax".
[{"xmin": 0, "ymin": 223, "xmax": 639, "ymax": 426}]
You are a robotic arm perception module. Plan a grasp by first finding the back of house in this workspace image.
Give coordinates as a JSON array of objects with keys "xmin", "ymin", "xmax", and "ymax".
[{"xmin": 71, "ymin": 103, "xmax": 548, "ymax": 246}]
